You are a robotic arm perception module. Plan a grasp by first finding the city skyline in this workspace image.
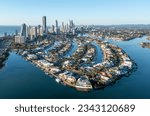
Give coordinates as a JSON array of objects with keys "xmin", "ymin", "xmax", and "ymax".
[{"xmin": 0, "ymin": 0, "xmax": 150, "ymax": 25}]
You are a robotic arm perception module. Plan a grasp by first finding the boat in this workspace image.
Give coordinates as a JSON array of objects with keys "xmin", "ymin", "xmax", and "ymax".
[
  {"xmin": 75, "ymin": 85, "xmax": 93, "ymax": 92},
  {"xmin": 55, "ymin": 78, "xmax": 61, "ymax": 83},
  {"xmin": 45, "ymin": 72, "xmax": 49, "ymax": 75}
]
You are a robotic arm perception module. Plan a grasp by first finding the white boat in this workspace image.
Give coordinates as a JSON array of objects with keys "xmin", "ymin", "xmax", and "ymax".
[
  {"xmin": 45, "ymin": 72, "xmax": 49, "ymax": 75},
  {"xmin": 55, "ymin": 78, "xmax": 61, "ymax": 83},
  {"xmin": 75, "ymin": 84, "xmax": 93, "ymax": 91}
]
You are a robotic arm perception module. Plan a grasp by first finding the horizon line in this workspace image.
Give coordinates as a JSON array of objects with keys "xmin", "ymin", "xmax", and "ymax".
[{"xmin": 0, "ymin": 24, "xmax": 150, "ymax": 26}]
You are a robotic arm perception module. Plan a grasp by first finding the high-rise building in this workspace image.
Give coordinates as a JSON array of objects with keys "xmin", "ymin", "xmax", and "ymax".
[
  {"xmin": 27, "ymin": 25, "xmax": 31, "ymax": 38},
  {"xmin": 61, "ymin": 22, "xmax": 66, "ymax": 33},
  {"xmin": 4, "ymin": 32, "xmax": 7, "ymax": 37},
  {"xmin": 55, "ymin": 20, "xmax": 59, "ymax": 34},
  {"xmin": 20, "ymin": 23, "xmax": 28, "ymax": 38},
  {"xmin": 37, "ymin": 25, "xmax": 43, "ymax": 36},
  {"xmin": 56, "ymin": 20, "xmax": 58, "ymax": 28},
  {"xmin": 69, "ymin": 20, "xmax": 75, "ymax": 32},
  {"xmin": 51, "ymin": 25, "xmax": 55, "ymax": 33},
  {"xmin": 66, "ymin": 23, "xmax": 69, "ymax": 33},
  {"xmin": 14, "ymin": 23, "xmax": 27, "ymax": 43},
  {"xmin": 15, "ymin": 30, "xmax": 18, "ymax": 36},
  {"xmin": 34, "ymin": 27, "xmax": 37, "ymax": 38},
  {"xmin": 42, "ymin": 16, "xmax": 47, "ymax": 34},
  {"xmin": 29, "ymin": 26, "xmax": 37, "ymax": 40},
  {"xmin": 15, "ymin": 36, "xmax": 26, "ymax": 43},
  {"xmin": 69, "ymin": 20, "xmax": 74, "ymax": 28}
]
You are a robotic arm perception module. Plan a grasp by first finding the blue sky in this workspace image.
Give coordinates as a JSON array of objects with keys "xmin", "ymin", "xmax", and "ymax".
[{"xmin": 0, "ymin": 0, "xmax": 150, "ymax": 25}]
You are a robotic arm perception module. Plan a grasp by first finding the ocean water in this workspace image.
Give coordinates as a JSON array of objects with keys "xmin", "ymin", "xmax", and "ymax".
[
  {"xmin": 0, "ymin": 26, "xmax": 20, "ymax": 36},
  {"xmin": 0, "ymin": 26, "xmax": 150, "ymax": 99}
]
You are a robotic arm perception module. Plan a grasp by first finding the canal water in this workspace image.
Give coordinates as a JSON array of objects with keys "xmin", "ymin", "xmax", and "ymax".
[
  {"xmin": 92, "ymin": 42, "xmax": 103, "ymax": 64},
  {"xmin": 64, "ymin": 41, "xmax": 78, "ymax": 58},
  {"xmin": 0, "ymin": 27, "xmax": 150, "ymax": 99}
]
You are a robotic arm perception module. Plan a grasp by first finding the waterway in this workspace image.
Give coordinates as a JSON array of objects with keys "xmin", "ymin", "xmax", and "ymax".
[
  {"xmin": 44, "ymin": 41, "xmax": 58, "ymax": 54},
  {"xmin": 64, "ymin": 40, "xmax": 78, "ymax": 58},
  {"xmin": 91, "ymin": 42, "xmax": 103, "ymax": 64},
  {"xmin": 0, "ymin": 26, "xmax": 150, "ymax": 98}
]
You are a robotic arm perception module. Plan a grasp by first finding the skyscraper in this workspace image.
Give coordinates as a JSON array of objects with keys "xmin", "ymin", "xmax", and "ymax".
[
  {"xmin": 51, "ymin": 25, "xmax": 55, "ymax": 33},
  {"xmin": 29, "ymin": 26, "xmax": 37, "ymax": 40},
  {"xmin": 69, "ymin": 20, "xmax": 74, "ymax": 28},
  {"xmin": 15, "ymin": 30, "xmax": 18, "ymax": 36},
  {"xmin": 56, "ymin": 20, "xmax": 58, "ymax": 28},
  {"xmin": 61, "ymin": 22, "xmax": 65, "ymax": 33},
  {"xmin": 15, "ymin": 23, "xmax": 27, "ymax": 43},
  {"xmin": 20, "ymin": 23, "xmax": 28, "ymax": 38},
  {"xmin": 37, "ymin": 25, "xmax": 42, "ymax": 36},
  {"xmin": 34, "ymin": 27, "xmax": 37, "ymax": 38},
  {"xmin": 69, "ymin": 20, "xmax": 74, "ymax": 32},
  {"xmin": 27, "ymin": 25, "xmax": 31, "ymax": 38},
  {"xmin": 55, "ymin": 20, "xmax": 59, "ymax": 34},
  {"xmin": 42, "ymin": 16, "xmax": 47, "ymax": 34}
]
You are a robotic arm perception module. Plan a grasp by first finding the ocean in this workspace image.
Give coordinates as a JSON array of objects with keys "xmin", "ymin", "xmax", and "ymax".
[{"xmin": 0, "ymin": 26, "xmax": 20, "ymax": 37}]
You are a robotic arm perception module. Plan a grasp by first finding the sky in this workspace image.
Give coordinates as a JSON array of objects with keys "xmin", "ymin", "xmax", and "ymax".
[{"xmin": 0, "ymin": 0, "xmax": 150, "ymax": 25}]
